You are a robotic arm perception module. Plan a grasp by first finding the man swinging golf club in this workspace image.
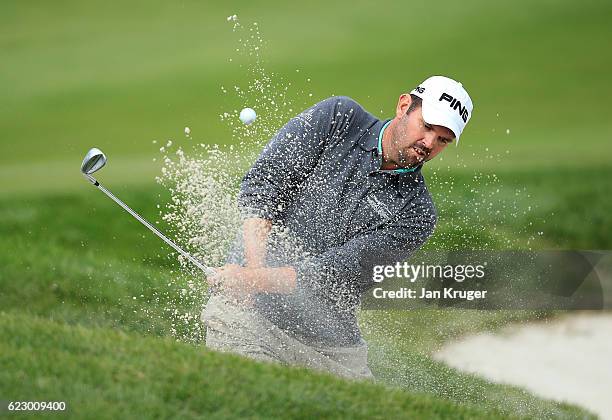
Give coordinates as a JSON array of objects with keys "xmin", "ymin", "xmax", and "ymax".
[{"xmin": 202, "ymin": 75, "xmax": 474, "ymax": 379}]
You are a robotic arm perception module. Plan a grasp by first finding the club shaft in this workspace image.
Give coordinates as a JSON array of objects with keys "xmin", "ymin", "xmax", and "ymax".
[{"xmin": 88, "ymin": 176, "xmax": 215, "ymax": 277}]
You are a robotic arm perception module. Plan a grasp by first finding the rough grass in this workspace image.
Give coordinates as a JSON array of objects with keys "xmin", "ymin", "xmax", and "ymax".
[
  {"xmin": 1, "ymin": 312, "xmax": 519, "ymax": 420},
  {"xmin": 1, "ymin": 167, "xmax": 607, "ymax": 418},
  {"xmin": 427, "ymin": 165, "xmax": 612, "ymax": 250}
]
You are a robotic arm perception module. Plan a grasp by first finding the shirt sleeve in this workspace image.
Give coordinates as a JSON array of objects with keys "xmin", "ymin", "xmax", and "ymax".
[
  {"xmin": 293, "ymin": 195, "xmax": 437, "ymax": 299},
  {"xmin": 237, "ymin": 96, "xmax": 358, "ymax": 220}
]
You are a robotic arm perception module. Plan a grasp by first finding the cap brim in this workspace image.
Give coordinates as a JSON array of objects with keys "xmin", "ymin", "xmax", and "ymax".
[{"xmin": 421, "ymin": 100, "xmax": 462, "ymax": 143}]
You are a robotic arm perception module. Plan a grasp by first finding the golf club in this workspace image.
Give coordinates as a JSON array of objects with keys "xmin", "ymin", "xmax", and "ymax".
[{"xmin": 80, "ymin": 148, "xmax": 216, "ymax": 277}]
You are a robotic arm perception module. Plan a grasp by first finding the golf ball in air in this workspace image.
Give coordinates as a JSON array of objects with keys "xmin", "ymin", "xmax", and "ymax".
[
  {"xmin": 239, "ymin": 108, "xmax": 257, "ymax": 125},
  {"xmin": 184, "ymin": 127, "xmax": 191, "ymax": 135}
]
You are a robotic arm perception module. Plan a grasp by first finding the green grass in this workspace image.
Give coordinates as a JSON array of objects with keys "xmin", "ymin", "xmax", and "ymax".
[
  {"xmin": 2, "ymin": 312, "xmax": 522, "ymax": 420},
  {"xmin": 1, "ymin": 169, "xmax": 605, "ymax": 418},
  {"xmin": 426, "ymin": 165, "xmax": 612, "ymax": 250},
  {"xmin": 1, "ymin": 0, "xmax": 611, "ymax": 189},
  {"xmin": 1, "ymin": 0, "xmax": 610, "ymax": 417}
]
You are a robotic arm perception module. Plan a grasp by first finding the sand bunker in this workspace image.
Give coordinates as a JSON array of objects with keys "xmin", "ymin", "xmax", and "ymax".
[{"xmin": 435, "ymin": 312, "xmax": 612, "ymax": 419}]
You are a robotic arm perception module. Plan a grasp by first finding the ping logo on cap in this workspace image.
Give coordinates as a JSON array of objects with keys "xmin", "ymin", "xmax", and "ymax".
[{"xmin": 439, "ymin": 93, "xmax": 469, "ymax": 123}]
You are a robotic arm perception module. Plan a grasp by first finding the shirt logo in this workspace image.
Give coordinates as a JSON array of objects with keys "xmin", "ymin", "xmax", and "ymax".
[
  {"xmin": 366, "ymin": 195, "xmax": 392, "ymax": 220},
  {"xmin": 296, "ymin": 107, "xmax": 314, "ymax": 128}
]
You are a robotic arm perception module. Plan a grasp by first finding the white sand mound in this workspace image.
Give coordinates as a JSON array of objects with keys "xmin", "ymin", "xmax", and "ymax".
[{"xmin": 435, "ymin": 312, "xmax": 612, "ymax": 419}]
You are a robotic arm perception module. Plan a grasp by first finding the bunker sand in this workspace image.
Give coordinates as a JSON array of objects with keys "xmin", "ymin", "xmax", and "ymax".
[{"xmin": 435, "ymin": 312, "xmax": 612, "ymax": 419}]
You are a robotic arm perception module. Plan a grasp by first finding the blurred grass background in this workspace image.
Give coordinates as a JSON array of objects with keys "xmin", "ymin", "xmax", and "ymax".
[
  {"xmin": 2, "ymin": 0, "xmax": 611, "ymax": 191},
  {"xmin": 1, "ymin": 0, "xmax": 610, "ymax": 417}
]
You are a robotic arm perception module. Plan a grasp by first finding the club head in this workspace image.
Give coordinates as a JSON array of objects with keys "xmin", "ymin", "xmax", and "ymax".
[{"xmin": 81, "ymin": 148, "xmax": 107, "ymax": 175}]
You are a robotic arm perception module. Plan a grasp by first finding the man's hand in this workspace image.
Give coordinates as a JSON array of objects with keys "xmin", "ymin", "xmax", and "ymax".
[
  {"xmin": 208, "ymin": 264, "xmax": 297, "ymax": 296},
  {"xmin": 209, "ymin": 264, "xmax": 259, "ymax": 295}
]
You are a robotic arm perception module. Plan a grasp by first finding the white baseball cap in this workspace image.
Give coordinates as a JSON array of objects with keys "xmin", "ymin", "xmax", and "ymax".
[{"xmin": 410, "ymin": 76, "xmax": 473, "ymax": 142}]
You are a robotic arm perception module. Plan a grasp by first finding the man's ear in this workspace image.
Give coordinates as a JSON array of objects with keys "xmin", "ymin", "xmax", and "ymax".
[{"xmin": 396, "ymin": 94, "xmax": 412, "ymax": 118}]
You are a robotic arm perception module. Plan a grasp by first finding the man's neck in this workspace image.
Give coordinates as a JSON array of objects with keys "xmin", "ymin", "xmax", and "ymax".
[{"xmin": 379, "ymin": 119, "xmax": 419, "ymax": 173}]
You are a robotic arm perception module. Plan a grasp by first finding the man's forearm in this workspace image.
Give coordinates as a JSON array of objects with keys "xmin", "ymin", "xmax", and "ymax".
[
  {"xmin": 250, "ymin": 266, "xmax": 296, "ymax": 294},
  {"xmin": 243, "ymin": 217, "xmax": 272, "ymax": 267},
  {"xmin": 241, "ymin": 218, "xmax": 296, "ymax": 293}
]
